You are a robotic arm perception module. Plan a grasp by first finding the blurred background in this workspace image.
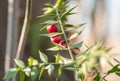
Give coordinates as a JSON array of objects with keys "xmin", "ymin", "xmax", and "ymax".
[{"xmin": 0, "ymin": 0, "xmax": 120, "ymax": 81}]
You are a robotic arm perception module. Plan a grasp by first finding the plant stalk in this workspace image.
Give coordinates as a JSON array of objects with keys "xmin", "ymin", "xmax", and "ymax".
[
  {"xmin": 101, "ymin": 73, "xmax": 108, "ymax": 81},
  {"xmin": 55, "ymin": 9, "xmax": 74, "ymax": 61},
  {"xmin": 16, "ymin": 0, "xmax": 32, "ymax": 59}
]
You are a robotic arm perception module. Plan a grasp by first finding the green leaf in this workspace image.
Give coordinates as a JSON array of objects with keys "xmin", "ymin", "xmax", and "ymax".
[
  {"xmin": 55, "ymin": 53, "xmax": 61, "ymax": 63},
  {"xmin": 64, "ymin": 61, "xmax": 76, "ymax": 67},
  {"xmin": 69, "ymin": 32, "xmax": 80, "ymax": 40},
  {"xmin": 61, "ymin": 6, "xmax": 77, "ymax": 19},
  {"xmin": 39, "ymin": 63, "xmax": 45, "ymax": 68},
  {"xmin": 39, "ymin": 33, "xmax": 50, "ymax": 37},
  {"xmin": 59, "ymin": 1, "xmax": 69, "ymax": 9},
  {"xmin": 38, "ymin": 12, "xmax": 54, "ymax": 18},
  {"xmin": 39, "ymin": 65, "xmax": 45, "ymax": 80},
  {"xmin": 23, "ymin": 67, "xmax": 31, "ymax": 77},
  {"xmin": 44, "ymin": 3, "xmax": 53, "ymax": 8},
  {"xmin": 64, "ymin": 24, "xmax": 74, "ymax": 28},
  {"xmin": 14, "ymin": 59, "xmax": 25, "ymax": 68},
  {"xmin": 93, "ymin": 73, "xmax": 100, "ymax": 81},
  {"xmin": 71, "ymin": 41, "xmax": 83, "ymax": 49},
  {"xmin": 55, "ymin": 0, "xmax": 62, "ymax": 8},
  {"xmin": 64, "ymin": 67, "xmax": 78, "ymax": 71},
  {"xmin": 58, "ymin": 65, "xmax": 62, "ymax": 76},
  {"xmin": 44, "ymin": 8, "xmax": 54, "ymax": 14},
  {"xmin": 3, "ymin": 68, "xmax": 18, "ymax": 80},
  {"xmin": 31, "ymin": 67, "xmax": 39, "ymax": 81},
  {"xmin": 69, "ymin": 28, "xmax": 84, "ymax": 40},
  {"xmin": 39, "ymin": 32, "xmax": 63, "ymax": 37},
  {"xmin": 39, "ymin": 51, "xmax": 48, "ymax": 63},
  {"xmin": 20, "ymin": 71, "xmax": 25, "ymax": 81},
  {"xmin": 28, "ymin": 57, "xmax": 38, "ymax": 66},
  {"xmin": 113, "ymin": 58, "xmax": 120, "ymax": 64},
  {"xmin": 79, "ymin": 23, "xmax": 86, "ymax": 27},
  {"xmin": 46, "ymin": 64, "xmax": 54, "ymax": 76},
  {"xmin": 107, "ymin": 64, "xmax": 120, "ymax": 77},
  {"xmin": 40, "ymin": 20, "xmax": 58, "ymax": 25},
  {"xmin": 64, "ymin": 23, "xmax": 86, "ymax": 31},
  {"xmin": 47, "ymin": 46, "xmax": 61, "ymax": 51},
  {"xmin": 47, "ymin": 45, "xmax": 67, "ymax": 51},
  {"xmin": 77, "ymin": 72, "xmax": 84, "ymax": 81},
  {"xmin": 40, "ymin": 25, "xmax": 48, "ymax": 31}
]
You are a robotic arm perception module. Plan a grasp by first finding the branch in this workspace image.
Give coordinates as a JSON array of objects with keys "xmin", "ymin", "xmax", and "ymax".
[{"xmin": 16, "ymin": 0, "xmax": 32, "ymax": 59}]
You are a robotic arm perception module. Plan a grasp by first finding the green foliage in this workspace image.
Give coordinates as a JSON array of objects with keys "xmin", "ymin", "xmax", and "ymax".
[
  {"xmin": 14, "ymin": 59, "xmax": 25, "ymax": 68},
  {"xmin": 93, "ymin": 73, "xmax": 100, "ymax": 81},
  {"xmin": 108, "ymin": 64, "xmax": 120, "ymax": 76},
  {"xmin": 45, "ymin": 64, "xmax": 54, "ymax": 76},
  {"xmin": 4, "ymin": 0, "xmax": 120, "ymax": 81},
  {"xmin": 39, "ymin": 65, "xmax": 45, "ymax": 80},
  {"xmin": 55, "ymin": 53, "xmax": 61, "ymax": 63},
  {"xmin": 39, "ymin": 51, "xmax": 48, "ymax": 63},
  {"xmin": 39, "ymin": 32, "xmax": 63, "ymax": 37},
  {"xmin": 3, "ymin": 68, "xmax": 19, "ymax": 79},
  {"xmin": 31, "ymin": 67, "xmax": 39, "ymax": 81},
  {"xmin": 20, "ymin": 71, "xmax": 25, "ymax": 81},
  {"xmin": 28, "ymin": 57, "xmax": 38, "ymax": 66},
  {"xmin": 71, "ymin": 41, "xmax": 83, "ymax": 49},
  {"xmin": 23, "ymin": 67, "xmax": 31, "ymax": 77}
]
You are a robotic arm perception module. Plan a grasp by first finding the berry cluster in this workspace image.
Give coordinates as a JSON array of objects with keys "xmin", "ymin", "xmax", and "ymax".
[
  {"xmin": 47, "ymin": 24, "xmax": 63, "ymax": 45},
  {"xmin": 47, "ymin": 24, "xmax": 79, "ymax": 56}
]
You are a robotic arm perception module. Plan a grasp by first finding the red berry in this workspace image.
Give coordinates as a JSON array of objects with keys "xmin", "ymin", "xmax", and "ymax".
[
  {"xmin": 47, "ymin": 24, "xmax": 57, "ymax": 33},
  {"xmin": 59, "ymin": 41, "xmax": 66, "ymax": 46},
  {"xmin": 72, "ymin": 50, "xmax": 77, "ymax": 56},
  {"xmin": 51, "ymin": 35, "xmax": 61, "ymax": 44}
]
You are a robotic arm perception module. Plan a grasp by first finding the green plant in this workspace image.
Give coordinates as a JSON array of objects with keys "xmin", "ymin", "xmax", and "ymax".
[{"xmin": 4, "ymin": 0, "xmax": 120, "ymax": 81}]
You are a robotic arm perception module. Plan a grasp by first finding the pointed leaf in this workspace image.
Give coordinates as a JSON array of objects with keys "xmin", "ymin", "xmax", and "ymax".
[
  {"xmin": 71, "ymin": 41, "xmax": 83, "ymax": 49},
  {"xmin": 113, "ymin": 58, "xmax": 120, "ymax": 64},
  {"xmin": 64, "ymin": 61, "xmax": 76, "ymax": 67},
  {"xmin": 64, "ymin": 24, "xmax": 74, "ymax": 28},
  {"xmin": 40, "ymin": 20, "xmax": 58, "ymax": 25},
  {"xmin": 46, "ymin": 64, "xmax": 54, "ymax": 76},
  {"xmin": 20, "ymin": 71, "xmax": 25, "ymax": 81},
  {"xmin": 55, "ymin": 0, "xmax": 62, "ymax": 8},
  {"xmin": 69, "ymin": 28, "xmax": 84, "ymax": 40},
  {"xmin": 39, "ymin": 65, "xmax": 45, "ymax": 80},
  {"xmin": 44, "ymin": 3, "xmax": 53, "ymax": 8},
  {"xmin": 61, "ymin": 6, "xmax": 77, "ymax": 19},
  {"xmin": 38, "ymin": 12, "xmax": 54, "ymax": 18},
  {"xmin": 39, "ymin": 32, "xmax": 63, "ymax": 37},
  {"xmin": 58, "ymin": 65, "xmax": 62, "ymax": 76},
  {"xmin": 47, "ymin": 46, "xmax": 61, "ymax": 51},
  {"xmin": 3, "ymin": 68, "xmax": 18, "ymax": 80},
  {"xmin": 40, "ymin": 25, "xmax": 48, "ymax": 31},
  {"xmin": 31, "ymin": 67, "xmax": 39, "ymax": 81},
  {"xmin": 108, "ymin": 64, "xmax": 120, "ymax": 77},
  {"xmin": 39, "ymin": 51, "xmax": 48, "ymax": 63},
  {"xmin": 93, "ymin": 73, "xmax": 100, "ymax": 81},
  {"xmin": 77, "ymin": 72, "xmax": 84, "ymax": 81},
  {"xmin": 69, "ymin": 32, "xmax": 80, "ymax": 40},
  {"xmin": 65, "ymin": 23, "xmax": 86, "ymax": 31},
  {"xmin": 23, "ymin": 67, "xmax": 31, "ymax": 77},
  {"xmin": 14, "ymin": 59, "xmax": 25, "ymax": 68},
  {"xmin": 28, "ymin": 57, "xmax": 38, "ymax": 66},
  {"xmin": 65, "ymin": 67, "xmax": 78, "ymax": 71},
  {"xmin": 55, "ymin": 53, "xmax": 61, "ymax": 63},
  {"xmin": 47, "ymin": 45, "xmax": 67, "ymax": 51}
]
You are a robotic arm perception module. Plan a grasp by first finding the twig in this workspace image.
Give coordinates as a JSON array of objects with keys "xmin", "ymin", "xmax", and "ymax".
[
  {"xmin": 16, "ymin": 0, "xmax": 32, "ymax": 59},
  {"xmin": 13, "ymin": 0, "xmax": 32, "ymax": 81}
]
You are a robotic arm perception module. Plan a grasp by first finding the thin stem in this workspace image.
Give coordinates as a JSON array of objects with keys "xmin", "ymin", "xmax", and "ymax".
[
  {"xmin": 16, "ymin": 0, "xmax": 32, "ymax": 59},
  {"xmin": 55, "ymin": 9, "xmax": 74, "ymax": 61},
  {"xmin": 101, "ymin": 73, "xmax": 108, "ymax": 81}
]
